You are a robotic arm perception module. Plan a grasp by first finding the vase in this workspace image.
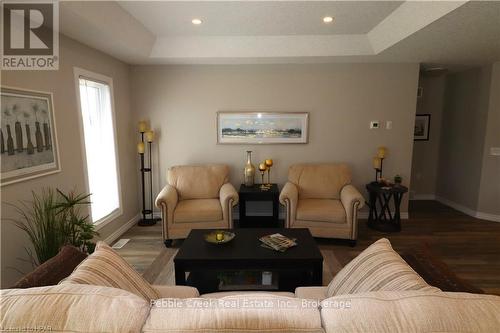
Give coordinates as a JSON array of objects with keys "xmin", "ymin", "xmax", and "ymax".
[
  {"xmin": 25, "ymin": 124, "xmax": 34, "ymax": 154},
  {"xmin": 15, "ymin": 121, "xmax": 23, "ymax": 152},
  {"xmin": 6, "ymin": 125, "xmax": 14, "ymax": 155},
  {"xmin": 244, "ymin": 151, "xmax": 255, "ymax": 186},
  {"xmin": 35, "ymin": 122, "xmax": 43, "ymax": 152}
]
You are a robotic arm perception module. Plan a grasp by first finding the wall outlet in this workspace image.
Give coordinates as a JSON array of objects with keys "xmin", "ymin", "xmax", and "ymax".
[
  {"xmin": 386, "ymin": 121, "xmax": 393, "ymax": 130},
  {"xmin": 370, "ymin": 121, "xmax": 380, "ymax": 129}
]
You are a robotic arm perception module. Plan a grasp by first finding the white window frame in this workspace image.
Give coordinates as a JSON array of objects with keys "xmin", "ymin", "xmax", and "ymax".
[{"xmin": 73, "ymin": 67, "xmax": 123, "ymax": 230}]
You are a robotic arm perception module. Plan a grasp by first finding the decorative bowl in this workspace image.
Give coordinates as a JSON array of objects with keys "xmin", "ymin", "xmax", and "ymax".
[{"xmin": 204, "ymin": 231, "xmax": 235, "ymax": 244}]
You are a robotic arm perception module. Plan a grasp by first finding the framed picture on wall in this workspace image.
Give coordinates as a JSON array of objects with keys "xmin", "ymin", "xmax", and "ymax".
[
  {"xmin": 1, "ymin": 87, "xmax": 61, "ymax": 186},
  {"xmin": 217, "ymin": 111, "xmax": 309, "ymax": 144},
  {"xmin": 414, "ymin": 114, "xmax": 431, "ymax": 141}
]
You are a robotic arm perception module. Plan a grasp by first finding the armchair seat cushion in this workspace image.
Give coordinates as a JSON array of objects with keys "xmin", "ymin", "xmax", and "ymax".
[
  {"xmin": 296, "ymin": 199, "xmax": 346, "ymax": 223},
  {"xmin": 174, "ymin": 199, "xmax": 223, "ymax": 223}
]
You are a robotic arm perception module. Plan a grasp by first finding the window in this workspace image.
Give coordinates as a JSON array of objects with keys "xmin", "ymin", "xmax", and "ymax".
[{"xmin": 75, "ymin": 68, "xmax": 121, "ymax": 226}]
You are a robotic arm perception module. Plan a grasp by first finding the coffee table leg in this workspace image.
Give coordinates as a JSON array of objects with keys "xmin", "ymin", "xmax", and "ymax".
[{"xmin": 175, "ymin": 263, "xmax": 186, "ymax": 285}]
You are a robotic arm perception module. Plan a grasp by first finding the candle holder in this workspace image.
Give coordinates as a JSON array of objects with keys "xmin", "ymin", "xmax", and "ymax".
[
  {"xmin": 265, "ymin": 159, "xmax": 273, "ymax": 185},
  {"xmin": 258, "ymin": 163, "xmax": 268, "ymax": 190}
]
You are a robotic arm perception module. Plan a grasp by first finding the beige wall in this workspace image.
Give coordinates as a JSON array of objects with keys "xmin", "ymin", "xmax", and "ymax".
[
  {"xmin": 436, "ymin": 67, "xmax": 491, "ymax": 211},
  {"xmin": 477, "ymin": 62, "xmax": 500, "ymax": 215},
  {"xmin": 410, "ymin": 74, "xmax": 446, "ymax": 197},
  {"xmin": 130, "ymin": 63, "xmax": 420, "ymax": 216},
  {"xmin": 0, "ymin": 35, "xmax": 138, "ymax": 288}
]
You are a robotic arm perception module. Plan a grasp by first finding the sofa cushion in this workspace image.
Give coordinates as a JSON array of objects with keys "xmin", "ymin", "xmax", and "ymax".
[
  {"xmin": 320, "ymin": 290, "xmax": 500, "ymax": 333},
  {"xmin": 326, "ymin": 238, "xmax": 439, "ymax": 297},
  {"xmin": 174, "ymin": 199, "xmax": 223, "ymax": 223},
  {"xmin": 296, "ymin": 199, "xmax": 346, "ymax": 223},
  {"xmin": 201, "ymin": 291, "xmax": 295, "ymax": 298},
  {"xmin": 168, "ymin": 164, "xmax": 229, "ymax": 200},
  {"xmin": 144, "ymin": 295, "xmax": 324, "ymax": 333},
  {"xmin": 288, "ymin": 164, "xmax": 351, "ymax": 200},
  {"xmin": 12, "ymin": 245, "xmax": 87, "ymax": 288},
  {"xmin": 60, "ymin": 241, "xmax": 160, "ymax": 301},
  {"xmin": 0, "ymin": 284, "xmax": 150, "ymax": 333}
]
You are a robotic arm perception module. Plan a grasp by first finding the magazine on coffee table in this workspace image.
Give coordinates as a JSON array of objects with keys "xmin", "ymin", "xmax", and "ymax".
[{"xmin": 259, "ymin": 233, "xmax": 297, "ymax": 252}]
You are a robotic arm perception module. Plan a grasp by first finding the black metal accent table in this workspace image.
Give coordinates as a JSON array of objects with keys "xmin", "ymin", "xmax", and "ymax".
[
  {"xmin": 238, "ymin": 184, "xmax": 280, "ymax": 227},
  {"xmin": 366, "ymin": 182, "xmax": 408, "ymax": 232},
  {"xmin": 174, "ymin": 228, "xmax": 323, "ymax": 294}
]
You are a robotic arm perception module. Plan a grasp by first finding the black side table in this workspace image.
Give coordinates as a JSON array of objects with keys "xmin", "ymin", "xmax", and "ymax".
[
  {"xmin": 238, "ymin": 184, "xmax": 280, "ymax": 227},
  {"xmin": 366, "ymin": 182, "xmax": 408, "ymax": 232}
]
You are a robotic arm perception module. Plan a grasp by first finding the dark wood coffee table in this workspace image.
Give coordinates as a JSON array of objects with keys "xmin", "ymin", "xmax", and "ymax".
[{"xmin": 174, "ymin": 228, "xmax": 323, "ymax": 293}]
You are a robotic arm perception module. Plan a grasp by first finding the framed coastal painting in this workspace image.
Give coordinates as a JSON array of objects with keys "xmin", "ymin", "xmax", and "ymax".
[
  {"xmin": 414, "ymin": 114, "xmax": 431, "ymax": 141},
  {"xmin": 1, "ymin": 87, "xmax": 61, "ymax": 186},
  {"xmin": 217, "ymin": 112, "xmax": 309, "ymax": 144}
]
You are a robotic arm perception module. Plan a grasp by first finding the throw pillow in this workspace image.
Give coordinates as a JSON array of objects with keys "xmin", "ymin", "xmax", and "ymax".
[
  {"xmin": 12, "ymin": 245, "xmax": 88, "ymax": 289},
  {"xmin": 326, "ymin": 238, "xmax": 439, "ymax": 297},
  {"xmin": 60, "ymin": 241, "xmax": 159, "ymax": 301}
]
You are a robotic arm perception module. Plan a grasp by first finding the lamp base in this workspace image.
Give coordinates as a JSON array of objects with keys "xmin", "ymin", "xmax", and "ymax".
[{"xmin": 138, "ymin": 217, "xmax": 161, "ymax": 226}]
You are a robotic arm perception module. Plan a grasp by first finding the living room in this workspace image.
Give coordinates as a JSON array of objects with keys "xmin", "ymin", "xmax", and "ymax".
[{"xmin": 1, "ymin": 1, "xmax": 499, "ymax": 332}]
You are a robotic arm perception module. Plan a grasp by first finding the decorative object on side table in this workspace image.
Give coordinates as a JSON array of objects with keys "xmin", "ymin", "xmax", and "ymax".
[
  {"xmin": 137, "ymin": 121, "xmax": 161, "ymax": 226},
  {"xmin": 366, "ymin": 182, "xmax": 408, "ymax": 232},
  {"xmin": 258, "ymin": 163, "xmax": 268, "ymax": 190},
  {"xmin": 265, "ymin": 159, "xmax": 273, "ymax": 185},
  {"xmin": 243, "ymin": 150, "xmax": 255, "ymax": 186},
  {"xmin": 372, "ymin": 146, "xmax": 387, "ymax": 182},
  {"xmin": 1, "ymin": 87, "xmax": 61, "ymax": 186}
]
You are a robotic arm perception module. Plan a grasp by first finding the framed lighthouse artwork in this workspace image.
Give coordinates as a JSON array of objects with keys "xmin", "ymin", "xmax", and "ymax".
[{"xmin": 1, "ymin": 87, "xmax": 61, "ymax": 186}]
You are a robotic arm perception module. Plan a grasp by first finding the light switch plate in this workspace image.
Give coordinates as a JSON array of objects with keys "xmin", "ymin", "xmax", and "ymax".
[
  {"xmin": 386, "ymin": 121, "xmax": 393, "ymax": 130},
  {"xmin": 490, "ymin": 147, "xmax": 500, "ymax": 156},
  {"xmin": 370, "ymin": 121, "xmax": 380, "ymax": 129}
]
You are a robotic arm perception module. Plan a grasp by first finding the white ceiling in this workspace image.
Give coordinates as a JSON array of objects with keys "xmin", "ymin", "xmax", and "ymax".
[
  {"xmin": 119, "ymin": 1, "xmax": 403, "ymax": 36},
  {"xmin": 59, "ymin": 1, "xmax": 500, "ymax": 66}
]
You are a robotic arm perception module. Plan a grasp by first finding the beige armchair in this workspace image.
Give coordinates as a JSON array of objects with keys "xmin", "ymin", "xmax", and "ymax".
[
  {"xmin": 155, "ymin": 164, "xmax": 238, "ymax": 247},
  {"xmin": 279, "ymin": 164, "xmax": 365, "ymax": 245}
]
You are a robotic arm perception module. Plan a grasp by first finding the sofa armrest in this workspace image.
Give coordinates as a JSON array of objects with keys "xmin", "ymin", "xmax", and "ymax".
[
  {"xmin": 155, "ymin": 184, "xmax": 178, "ymax": 211},
  {"xmin": 152, "ymin": 285, "xmax": 200, "ymax": 299},
  {"xmin": 279, "ymin": 182, "xmax": 299, "ymax": 228},
  {"xmin": 340, "ymin": 185, "xmax": 365, "ymax": 240},
  {"xmin": 219, "ymin": 183, "xmax": 239, "ymax": 227},
  {"xmin": 295, "ymin": 286, "xmax": 328, "ymax": 300}
]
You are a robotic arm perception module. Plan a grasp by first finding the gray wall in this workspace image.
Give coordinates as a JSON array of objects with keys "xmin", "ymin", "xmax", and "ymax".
[
  {"xmin": 1, "ymin": 36, "xmax": 138, "ymax": 288},
  {"xmin": 410, "ymin": 74, "xmax": 446, "ymax": 197},
  {"xmin": 436, "ymin": 67, "xmax": 492, "ymax": 211},
  {"xmin": 477, "ymin": 62, "xmax": 500, "ymax": 216},
  {"xmin": 130, "ymin": 63, "xmax": 420, "ymax": 215}
]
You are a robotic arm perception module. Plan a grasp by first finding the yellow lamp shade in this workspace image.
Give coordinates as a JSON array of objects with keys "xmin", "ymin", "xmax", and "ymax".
[
  {"xmin": 258, "ymin": 163, "xmax": 267, "ymax": 171},
  {"xmin": 145, "ymin": 130, "xmax": 154, "ymax": 142},
  {"xmin": 138, "ymin": 121, "xmax": 147, "ymax": 133},
  {"xmin": 137, "ymin": 142, "xmax": 145, "ymax": 154},
  {"xmin": 265, "ymin": 159, "xmax": 273, "ymax": 167},
  {"xmin": 377, "ymin": 146, "xmax": 387, "ymax": 159},
  {"xmin": 373, "ymin": 157, "xmax": 381, "ymax": 169}
]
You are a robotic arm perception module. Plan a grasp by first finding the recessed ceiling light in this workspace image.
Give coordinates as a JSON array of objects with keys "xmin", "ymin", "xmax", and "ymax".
[
  {"xmin": 323, "ymin": 16, "xmax": 334, "ymax": 23},
  {"xmin": 192, "ymin": 18, "xmax": 202, "ymax": 25}
]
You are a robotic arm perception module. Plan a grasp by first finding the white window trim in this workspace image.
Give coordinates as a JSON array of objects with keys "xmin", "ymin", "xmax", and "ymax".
[{"xmin": 73, "ymin": 67, "xmax": 123, "ymax": 231}]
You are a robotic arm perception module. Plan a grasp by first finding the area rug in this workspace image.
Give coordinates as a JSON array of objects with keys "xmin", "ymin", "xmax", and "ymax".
[{"xmin": 144, "ymin": 249, "xmax": 338, "ymax": 286}]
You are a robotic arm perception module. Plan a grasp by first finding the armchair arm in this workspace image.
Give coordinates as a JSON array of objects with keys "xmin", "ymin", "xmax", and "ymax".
[
  {"xmin": 279, "ymin": 182, "xmax": 299, "ymax": 228},
  {"xmin": 340, "ymin": 184, "xmax": 365, "ymax": 239},
  {"xmin": 155, "ymin": 185, "xmax": 178, "ymax": 240},
  {"xmin": 219, "ymin": 183, "xmax": 239, "ymax": 227}
]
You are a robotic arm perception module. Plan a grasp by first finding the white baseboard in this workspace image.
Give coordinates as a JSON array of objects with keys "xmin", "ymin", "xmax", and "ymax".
[
  {"xmin": 435, "ymin": 196, "xmax": 500, "ymax": 223},
  {"xmin": 411, "ymin": 194, "xmax": 436, "ymax": 200},
  {"xmin": 103, "ymin": 213, "xmax": 140, "ymax": 244}
]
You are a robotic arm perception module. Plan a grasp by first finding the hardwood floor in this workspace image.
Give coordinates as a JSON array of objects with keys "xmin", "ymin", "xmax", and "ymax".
[{"xmin": 116, "ymin": 200, "xmax": 500, "ymax": 295}]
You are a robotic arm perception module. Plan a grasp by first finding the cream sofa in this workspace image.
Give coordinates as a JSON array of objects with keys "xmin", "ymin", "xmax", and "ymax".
[
  {"xmin": 155, "ymin": 164, "xmax": 239, "ymax": 247},
  {"xmin": 2, "ymin": 285, "xmax": 499, "ymax": 332},
  {"xmin": 280, "ymin": 163, "xmax": 365, "ymax": 243}
]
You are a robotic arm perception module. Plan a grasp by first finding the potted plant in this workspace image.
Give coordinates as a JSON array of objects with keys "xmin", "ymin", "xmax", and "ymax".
[
  {"xmin": 394, "ymin": 175, "xmax": 403, "ymax": 186},
  {"xmin": 6, "ymin": 188, "xmax": 98, "ymax": 267}
]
